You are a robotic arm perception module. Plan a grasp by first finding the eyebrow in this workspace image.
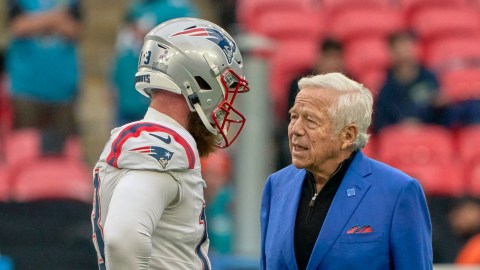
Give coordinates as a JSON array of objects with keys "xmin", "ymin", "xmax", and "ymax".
[{"xmin": 289, "ymin": 107, "xmax": 318, "ymax": 118}]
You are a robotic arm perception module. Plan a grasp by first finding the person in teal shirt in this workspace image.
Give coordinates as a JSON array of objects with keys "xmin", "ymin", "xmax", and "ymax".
[{"xmin": 6, "ymin": 0, "xmax": 82, "ymax": 143}]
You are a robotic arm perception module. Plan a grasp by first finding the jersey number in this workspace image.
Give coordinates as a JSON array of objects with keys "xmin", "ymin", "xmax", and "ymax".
[{"xmin": 195, "ymin": 204, "xmax": 210, "ymax": 270}]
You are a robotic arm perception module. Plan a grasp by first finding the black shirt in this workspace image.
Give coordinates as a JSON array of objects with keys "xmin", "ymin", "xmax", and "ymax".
[{"xmin": 294, "ymin": 151, "xmax": 357, "ymax": 270}]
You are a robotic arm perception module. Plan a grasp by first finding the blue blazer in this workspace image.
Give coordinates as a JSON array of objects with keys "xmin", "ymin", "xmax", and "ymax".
[{"xmin": 260, "ymin": 151, "xmax": 432, "ymax": 270}]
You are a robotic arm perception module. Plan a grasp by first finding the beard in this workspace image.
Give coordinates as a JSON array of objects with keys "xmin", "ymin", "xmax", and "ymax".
[{"xmin": 188, "ymin": 112, "xmax": 216, "ymax": 158}]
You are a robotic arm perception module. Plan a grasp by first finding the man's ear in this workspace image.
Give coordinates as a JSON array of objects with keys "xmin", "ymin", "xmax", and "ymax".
[{"xmin": 341, "ymin": 124, "xmax": 358, "ymax": 150}]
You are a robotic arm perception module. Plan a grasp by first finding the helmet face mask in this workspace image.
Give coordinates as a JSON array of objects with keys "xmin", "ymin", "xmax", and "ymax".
[
  {"xmin": 134, "ymin": 17, "xmax": 249, "ymax": 148},
  {"xmin": 212, "ymin": 68, "xmax": 249, "ymax": 148}
]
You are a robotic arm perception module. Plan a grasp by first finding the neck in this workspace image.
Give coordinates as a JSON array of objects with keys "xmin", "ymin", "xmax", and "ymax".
[
  {"xmin": 150, "ymin": 90, "xmax": 190, "ymax": 129},
  {"xmin": 310, "ymin": 149, "xmax": 353, "ymax": 189}
]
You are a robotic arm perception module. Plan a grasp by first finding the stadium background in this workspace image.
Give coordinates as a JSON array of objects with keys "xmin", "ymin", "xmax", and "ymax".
[{"xmin": 0, "ymin": 0, "xmax": 479, "ymax": 269}]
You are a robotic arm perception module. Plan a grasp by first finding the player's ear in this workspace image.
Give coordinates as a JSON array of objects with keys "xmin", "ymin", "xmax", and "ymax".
[{"xmin": 340, "ymin": 124, "xmax": 358, "ymax": 150}]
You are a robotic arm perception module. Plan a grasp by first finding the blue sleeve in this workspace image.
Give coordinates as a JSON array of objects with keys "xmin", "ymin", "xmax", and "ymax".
[
  {"xmin": 390, "ymin": 179, "xmax": 433, "ymax": 269},
  {"xmin": 260, "ymin": 176, "xmax": 272, "ymax": 270}
]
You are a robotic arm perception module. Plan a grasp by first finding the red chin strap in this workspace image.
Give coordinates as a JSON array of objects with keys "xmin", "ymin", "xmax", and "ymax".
[{"xmin": 212, "ymin": 69, "xmax": 249, "ymax": 148}]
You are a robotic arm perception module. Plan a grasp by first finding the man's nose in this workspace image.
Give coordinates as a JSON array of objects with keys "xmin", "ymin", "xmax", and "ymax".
[{"xmin": 290, "ymin": 119, "xmax": 305, "ymax": 136}]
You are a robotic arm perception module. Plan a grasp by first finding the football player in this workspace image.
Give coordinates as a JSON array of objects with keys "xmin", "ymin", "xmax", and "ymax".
[{"xmin": 91, "ymin": 17, "xmax": 249, "ymax": 270}]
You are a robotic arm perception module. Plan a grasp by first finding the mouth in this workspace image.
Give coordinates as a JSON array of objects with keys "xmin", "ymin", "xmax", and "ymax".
[{"xmin": 292, "ymin": 143, "xmax": 308, "ymax": 154}]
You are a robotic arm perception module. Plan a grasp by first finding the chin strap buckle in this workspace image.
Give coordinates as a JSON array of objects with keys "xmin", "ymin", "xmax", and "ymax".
[
  {"xmin": 188, "ymin": 92, "xmax": 200, "ymax": 106},
  {"xmin": 185, "ymin": 82, "xmax": 200, "ymax": 107}
]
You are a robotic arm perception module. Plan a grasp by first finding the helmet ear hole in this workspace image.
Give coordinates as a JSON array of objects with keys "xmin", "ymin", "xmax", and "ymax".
[{"xmin": 194, "ymin": 76, "xmax": 212, "ymax": 90}]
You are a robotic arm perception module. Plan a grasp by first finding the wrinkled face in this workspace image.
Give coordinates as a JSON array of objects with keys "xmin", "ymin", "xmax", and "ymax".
[{"xmin": 288, "ymin": 87, "xmax": 343, "ymax": 173}]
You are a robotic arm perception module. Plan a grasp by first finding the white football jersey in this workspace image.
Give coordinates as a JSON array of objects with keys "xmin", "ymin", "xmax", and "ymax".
[{"xmin": 91, "ymin": 108, "xmax": 210, "ymax": 270}]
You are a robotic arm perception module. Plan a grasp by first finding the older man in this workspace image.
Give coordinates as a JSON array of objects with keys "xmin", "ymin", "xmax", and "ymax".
[{"xmin": 260, "ymin": 73, "xmax": 432, "ymax": 270}]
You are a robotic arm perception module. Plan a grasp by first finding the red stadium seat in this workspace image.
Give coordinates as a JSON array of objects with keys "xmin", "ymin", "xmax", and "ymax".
[
  {"xmin": 397, "ymin": 0, "xmax": 470, "ymax": 11},
  {"xmin": 4, "ymin": 129, "xmax": 84, "ymax": 166},
  {"xmin": 474, "ymin": 0, "xmax": 480, "ymax": 8},
  {"xmin": 237, "ymin": 0, "xmax": 313, "ymax": 33},
  {"xmin": 356, "ymin": 69, "xmax": 386, "ymax": 99},
  {"xmin": 376, "ymin": 124, "xmax": 454, "ymax": 165},
  {"xmin": 424, "ymin": 36, "xmax": 480, "ymax": 72},
  {"xmin": 269, "ymin": 40, "xmax": 318, "ymax": 120},
  {"xmin": 238, "ymin": 0, "xmax": 312, "ymax": 17},
  {"xmin": 4, "ymin": 128, "xmax": 41, "ymax": 166},
  {"xmin": 0, "ymin": 165, "xmax": 10, "ymax": 202},
  {"xmin": 321, "ymin": 0, "xmax": 391, "ymax": 12},
  {"xmin": 457, "ymin": 125, "xmax": 480, "ymax": 164},
  {"xmin": 64, "ymin": 135, "xmax": 84, "ymax": 160},
  {"xmin": 467, "ymin": 162, "xmax": 480, "ymax": 196},
  {"xmin": 327, "ymin": 7, "xmax": 405, "ymax": 42},
  {"xmin": 394, "ymin": 162, "xmax": 465, "ymax": 196},
  {"xmin": 362, "ymin": 136, "xmax": 377, "ymax": 158},
  {"xmin": 440, "ymin": 68, "xmax": 480, "ymax": 102},
  {"xmin": 11, "ymin": 157, "xmax": 92, "ymax": 202},
  {"xmin": 397, "ymin": 0, "xmax": 471, "ymax": 21},
  {"xmin": 410, "ymin": 7, "xmax": 480, "ymax": 42},
  {"xmin": 344, "ymin": 37, "xmax": 390, "ymax": 79},
  {"xmin": 378, "ymin": 118, "xmax": 461, "ymax": 197},
  {"xmin": 254, "ymin": 9, "xmax": 324, "ymax": 41}
]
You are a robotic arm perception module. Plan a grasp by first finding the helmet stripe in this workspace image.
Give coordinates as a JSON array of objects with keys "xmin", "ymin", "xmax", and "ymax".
[{"xmin": 171, "ymin": 27, "xmax": 207, "ymax": 37}]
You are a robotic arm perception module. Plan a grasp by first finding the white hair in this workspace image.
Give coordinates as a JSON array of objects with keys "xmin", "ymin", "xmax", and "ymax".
[{"xmin": 297, "ymin": 72, "xmax": 373, "ymax": 149}]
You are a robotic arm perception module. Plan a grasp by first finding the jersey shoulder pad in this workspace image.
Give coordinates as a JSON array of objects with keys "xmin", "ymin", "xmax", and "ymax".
[{"xmin": 105, "ymin": 121, "xmax": 198, "ymax": 171}]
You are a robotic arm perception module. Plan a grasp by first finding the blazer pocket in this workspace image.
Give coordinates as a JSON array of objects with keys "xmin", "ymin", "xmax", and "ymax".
[{"xmin": 340, "ymin": 232, "xmax": 384, "ymax": 244}]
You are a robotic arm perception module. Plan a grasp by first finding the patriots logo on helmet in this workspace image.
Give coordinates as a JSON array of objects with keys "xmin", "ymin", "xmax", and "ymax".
[
  {"xmin": 171, "ymin": 26, "xmax": 237, "ymax": 64},
  {"xmin": 130, "ymin": 146, "xmax": 174, "ymax": 169}
]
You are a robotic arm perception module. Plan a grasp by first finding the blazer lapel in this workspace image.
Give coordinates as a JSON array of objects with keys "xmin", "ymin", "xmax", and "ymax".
[
  {"xmin": 280, "ymin": 168, "xmax": 306, "ymax": 270},
  {"xmin": 307, "ymin": 152, "xmax": 372, "ymax": 270}
]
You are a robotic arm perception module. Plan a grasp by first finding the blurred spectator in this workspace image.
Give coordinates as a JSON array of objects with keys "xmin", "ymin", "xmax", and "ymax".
[
  {"xmin": 5, "ymin": 0, "xmax": 82, "ymax": 152},
  {"xmin": 373, "ymin": 31, "xmax": 447, "ymax": 133},
  {"xmin": 201, "ymin": 150, "xmax": 234, "ymax": 254},
  {"xmin": 110, "ymin": 0, "xmax": 197, "ymax": 126},
  {"xmin": 449, "ymin": 199, "xmax": 480, "ymax": 264},
  {"xmin": 456, "ymin": 234, "xmax": 480, "ymax": 264},
  {"xmin": 429, "ymin": 197, "xmax": 463, "ymax": 263},
  {"xmin": 287, "ymin": 38, "xmax": 346, "ymax": 112},
  {"xmin": 209, "ymin": 0, "xmax": 237, "ymax": 32},
  {"xmin": 429, "ymin": 198, "xmax": 480, "ymax": 263}
]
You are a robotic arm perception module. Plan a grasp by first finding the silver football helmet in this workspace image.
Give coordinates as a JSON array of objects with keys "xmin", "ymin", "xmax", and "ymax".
[{"xmin": 135, "ymin": 17, "xmax": 249, "ymax": 148}]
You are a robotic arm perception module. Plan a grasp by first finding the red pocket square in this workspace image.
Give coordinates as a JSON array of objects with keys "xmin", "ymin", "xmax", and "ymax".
[{"xmin": 347, "ymin": 225, "xmax": 373, "ymax": 234}]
